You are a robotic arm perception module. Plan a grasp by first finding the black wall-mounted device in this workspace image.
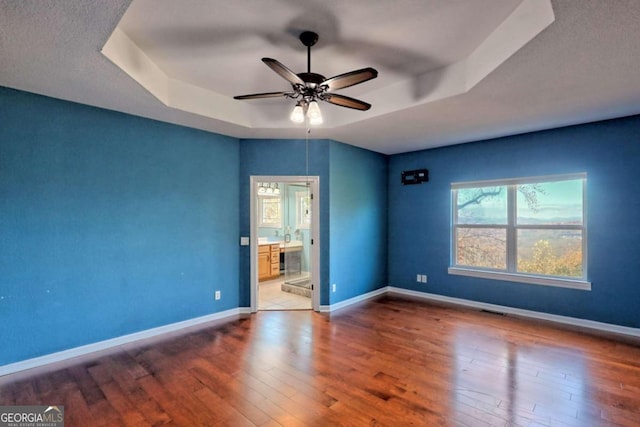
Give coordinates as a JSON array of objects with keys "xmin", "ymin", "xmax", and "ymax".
[{"xmin": 401, "ymin": 169, "xmax": 429, "ymax": 185}]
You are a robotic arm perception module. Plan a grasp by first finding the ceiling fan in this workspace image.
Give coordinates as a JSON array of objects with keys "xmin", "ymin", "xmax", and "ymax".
[{"xmin": 234, "ymin": 31, "xmax": 378, "ymax": 124}]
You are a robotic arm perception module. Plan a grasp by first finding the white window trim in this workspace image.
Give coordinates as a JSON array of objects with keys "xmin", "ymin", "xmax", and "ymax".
[
  {"xmin": 450, "ymin": 173, "xmax": 590, "ymax": 290},
  {"xmin": 448, "ymin": 267, "xmax": 591, "ymax": 290}
]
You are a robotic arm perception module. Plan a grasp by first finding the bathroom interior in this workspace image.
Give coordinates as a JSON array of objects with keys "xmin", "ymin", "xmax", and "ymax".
[{"xmin": 257, "ymin": 181, "xmax": 312, "ymax": 310}]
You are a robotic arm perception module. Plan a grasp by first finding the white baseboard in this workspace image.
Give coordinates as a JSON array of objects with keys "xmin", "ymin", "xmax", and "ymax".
[
  {"xmin": 319, "ymin": 287, "xmax": 387, "ymax": 312},
  {"xmin": 0, "ymin": 308, "xmax": 246, "ymax": 377},
  {"xmin": 4, "ymin": 287, "xmax": 638, "ymax": 377},
  {"xmin": 387, "ymin": 286, "xmax": 640, "ymax": 338},
  {"xmin": 238, "ymin": 307, "xmax": 253, "ymax": 315}
]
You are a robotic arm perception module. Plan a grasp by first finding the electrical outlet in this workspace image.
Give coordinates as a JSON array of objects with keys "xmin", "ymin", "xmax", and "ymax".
[
  {"xmin": 214, "ymin": 290, "xmax": 221, "ymax": 300},
  {"xmin": 421, "ymin": 275, "xmax": 428, "ymax": 283},
  {"xmin": 332, "ymin": 283, "xmax": 336, "ymax": 293},
  {"xmin": 416, "ymin": 274, "xmax": 421, "ymax": 282}
]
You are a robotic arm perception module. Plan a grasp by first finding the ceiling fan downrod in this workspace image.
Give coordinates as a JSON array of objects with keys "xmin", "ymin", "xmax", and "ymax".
[{"xmin": 299, "ymin": 31, "xmax": 319, "ymax": 74}]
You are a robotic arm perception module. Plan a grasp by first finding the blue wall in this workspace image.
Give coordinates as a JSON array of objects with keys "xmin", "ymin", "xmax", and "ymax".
[
  {"xmin": 388, "ymin": 115, "xmax": 640, "ymax": 328},
  {"xmin": 0, "ymin": 87, "xmax": 240, "ymax": 365},
  {"xmin": 238, "ymin": 138, "xmax": 389, "ymax": 307},
  {"xmin": 330, "ymin": 141, "xmax": 388, "ymax": 303}
]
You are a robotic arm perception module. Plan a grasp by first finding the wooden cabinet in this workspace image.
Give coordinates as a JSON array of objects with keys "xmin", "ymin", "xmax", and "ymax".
[
  {"xmin": 269, "ymin": 244, "xmax": 280, "ymax": 278},
  {"xmin": 258, "ymin": 246, "xmax": 270, "ymax": 281},
  {"xmin": 258, "ymin": 243, "xmax": 281, "ymax": 281}
]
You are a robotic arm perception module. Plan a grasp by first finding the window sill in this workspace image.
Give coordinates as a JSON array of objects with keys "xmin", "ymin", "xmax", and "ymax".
[{"xmin": 448, "ymin": 267, "xmax": 591, "ymax": 290}]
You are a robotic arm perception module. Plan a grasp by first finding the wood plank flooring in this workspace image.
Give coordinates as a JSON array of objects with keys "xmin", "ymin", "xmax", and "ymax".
[{"xmin": 1, "ymin": 295, "xmax": 639, "ymax": 426}]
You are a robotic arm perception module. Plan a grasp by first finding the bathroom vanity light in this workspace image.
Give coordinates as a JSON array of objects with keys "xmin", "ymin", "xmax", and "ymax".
[{"xmin": 258, "ymin": 182, "xmax": 281, "ymax": 196}]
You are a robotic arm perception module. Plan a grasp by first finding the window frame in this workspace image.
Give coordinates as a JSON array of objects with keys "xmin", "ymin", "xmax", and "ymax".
[{"xmin": 449, "ymin": 173, "xmax": 591, "ymax": 290}]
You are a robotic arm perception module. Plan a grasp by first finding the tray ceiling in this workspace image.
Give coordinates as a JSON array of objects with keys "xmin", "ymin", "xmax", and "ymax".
[{"xmin": 2, "ymin": 1, "xmax": 640, "ymax": 154}]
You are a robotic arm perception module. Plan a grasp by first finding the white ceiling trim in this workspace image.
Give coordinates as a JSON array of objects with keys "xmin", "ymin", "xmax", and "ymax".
[
  {"xmin": 102, "ymin": 27, "xmax": 251, "ymax": 126},
  {"xmin": 465, "ymin": 0, "xmax": 555, "ymax": 90},
  {"xmin": 101, "ymin": 27, "xmax": 169, "ymax": 105}
]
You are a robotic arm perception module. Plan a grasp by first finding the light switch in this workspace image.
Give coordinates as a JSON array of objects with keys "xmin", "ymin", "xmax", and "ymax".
[{"xmin": 240, "ymin": 237, "xmax": 250, "ymax": 246}]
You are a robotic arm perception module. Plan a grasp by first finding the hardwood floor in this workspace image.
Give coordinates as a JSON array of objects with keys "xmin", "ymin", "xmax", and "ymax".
[{"xmin": 1, "ymin": 295, "xmax": 639, "ymax": 426}]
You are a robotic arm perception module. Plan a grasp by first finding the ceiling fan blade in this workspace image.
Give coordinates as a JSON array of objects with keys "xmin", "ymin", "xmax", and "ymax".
[
  {"xmin": 323, "ymin": 67, "xmax": 378, "ymax": 91},
  {"xmin": 233, "ymin": 91, "xmax": 292, "ymax": 100},
  {"xmin": 262, "ymin": 58, "xmax": 305, "ymax": 86},
  {"xmin": 323, "ymin": 94, "xmax": 371, "ymax": 111}
]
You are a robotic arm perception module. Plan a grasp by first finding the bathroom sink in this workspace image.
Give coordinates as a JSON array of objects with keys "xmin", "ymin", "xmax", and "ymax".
[{"xmin": 282, "ymin": 240, "xmax": 303, "ymax": 248}]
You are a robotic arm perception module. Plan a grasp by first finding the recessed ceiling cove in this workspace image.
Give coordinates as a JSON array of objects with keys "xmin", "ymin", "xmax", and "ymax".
[{"xmin": 102, "ymin": 0, "xmax": 553, "ymax": 130}]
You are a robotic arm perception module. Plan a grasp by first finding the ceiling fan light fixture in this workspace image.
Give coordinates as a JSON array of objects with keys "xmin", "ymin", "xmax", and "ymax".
[
  {"xmin": 309, "ymin": 114, "xmax": 323, "ymax": 125},
  {"xmin": 307, "ymin": 100, "xmax": 323, "ymax": 124},
  {"xmin": 290, "ymin": 102, "xmax": 305, "ymax": 123}
]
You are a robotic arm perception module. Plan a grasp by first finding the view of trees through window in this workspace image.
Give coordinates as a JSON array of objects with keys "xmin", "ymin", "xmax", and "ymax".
[{"xmin": 453, "ymin": 177, "xmax": 585, "ymax": 279}]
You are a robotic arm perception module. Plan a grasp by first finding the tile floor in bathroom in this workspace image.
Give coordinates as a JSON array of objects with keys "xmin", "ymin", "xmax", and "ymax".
[{"xmin": 258, "ymin": 274, "xmax": 312, "ymax": 310}]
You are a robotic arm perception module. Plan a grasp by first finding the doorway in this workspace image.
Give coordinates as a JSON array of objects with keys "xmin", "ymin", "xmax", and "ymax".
[{"xmin": 250, "ymin": 176, "xmax": 320, "ymax": 312}]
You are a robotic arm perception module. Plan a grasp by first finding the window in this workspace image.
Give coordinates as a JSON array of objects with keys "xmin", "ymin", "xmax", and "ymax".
[
  {"xmin": 449, "ymin": 174, "xmax": 589, "ymax": 290},
  {"xmin": 258, "ymin": 196, "xmax": 282, "ymax": 228},
  {"xmin": 296, "ymin": 191, "xmax": 311, "ymax": 229}
]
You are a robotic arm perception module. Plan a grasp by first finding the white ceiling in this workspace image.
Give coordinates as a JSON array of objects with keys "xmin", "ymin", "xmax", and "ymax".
[{"xmin": 2, "ymin": 1, "xmax": 640, "ymax": 155}]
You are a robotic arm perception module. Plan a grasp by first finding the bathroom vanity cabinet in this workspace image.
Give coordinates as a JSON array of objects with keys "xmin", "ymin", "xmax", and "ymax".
[
  {"xmin": 258, "ymin": 241, "xmax": 304, "ymax": 282},
  {"xmin": 258, "ymin": 243, "xmax": 280, "ymax": 281}
]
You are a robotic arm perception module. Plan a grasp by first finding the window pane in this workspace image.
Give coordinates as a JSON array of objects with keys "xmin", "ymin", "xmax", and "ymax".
[
  {"xmin": 456, "ymin": 186, "xmax": 507, "ymax": 225},
  {"xmin": 296, "ymin": 191, "xmax": 311, "ymax": 229},
  {"xmin": 517, "ymin": 229, "xmax": 583, "ymax": 277},
  {"xmin": 517, "ymin": 180, "xmax": 583, "ymax": 225},
  {"xmin": 456, "ymin": 227, "xmax": 506, "ymax": 269},
  {"xmin": 261, "ymin": 197, "xmax": 281, "ymax": 227}
]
